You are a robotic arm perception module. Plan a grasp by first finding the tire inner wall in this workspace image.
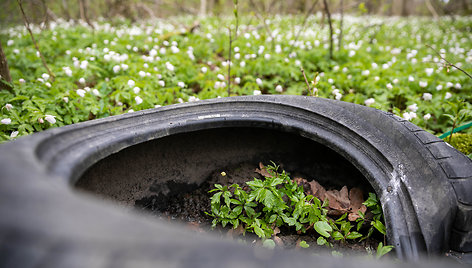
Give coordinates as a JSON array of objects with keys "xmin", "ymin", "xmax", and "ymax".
[{"xmin": 75, "ymin": 127, "xmax": 370, "ymax": 207}]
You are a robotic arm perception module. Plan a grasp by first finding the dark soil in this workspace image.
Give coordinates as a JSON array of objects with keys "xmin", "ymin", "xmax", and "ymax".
[{"xmin": 134, "ymin": 162, "xmax": 383, "ymax": 256}]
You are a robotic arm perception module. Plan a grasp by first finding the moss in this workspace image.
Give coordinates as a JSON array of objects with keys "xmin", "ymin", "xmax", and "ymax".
[{"xmin": 448, "ymin": 133, "xmax": 472, "ymax": 155}]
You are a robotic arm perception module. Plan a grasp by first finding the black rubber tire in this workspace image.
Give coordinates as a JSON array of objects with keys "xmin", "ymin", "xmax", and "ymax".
[{"xmin": 0, "ymin": 95, "xmax": 471, "ymax": 267}]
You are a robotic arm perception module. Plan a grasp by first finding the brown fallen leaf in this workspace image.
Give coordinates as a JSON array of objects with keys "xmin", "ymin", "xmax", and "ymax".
[
  {"xmin": 186, "ymin": 221, "xmax": 204, "ymax": 233},
  {"xmin": 325, "ymin": 186, "xmax": 350, "ymax": 216},
  {"xmin": 348, "ymin": 187, "xmax": 367, "ymax": 221},
  {"xmin": 308, "ymin": 180, "xmax": 327, "ymax": 201},
  {"xmin": 255, "ymin": 162, "xmax": 273, "ymax": 178},
  {"xmin": 273, "ymin": 236, "xmax": 284, "ymax": 247},
  {"xmin": 227, "ymin": 225, "xmax": 245, "ymax": 238},
  {"xmin": 273, "ymin": 226, "xmax": 280, "ymax": 236}
]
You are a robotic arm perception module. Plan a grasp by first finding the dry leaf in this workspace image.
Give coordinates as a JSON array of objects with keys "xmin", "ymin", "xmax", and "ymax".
[
  {"xmin": 255, "ymin": 162, "xmax": 272, "ymax": 178},
  {"xmin": 347, "ymin": 188, "xmax": 367, "ymax": 221},
  {"xmin": 273, "ymin": 236, "xmax": 284, "ymax": 247},
  {"xmin": 325, "ymin": 186, "xmax": 350, "ymax": 216},
  {"xmin": 308, "ymin": 180, "xmax": 327, "ymax": 201},
  {"xmin": 186, "ymin": 221, "xmax": 204, "ymax": 233},
  {"xmin": 273, "ymin": 226, "xmax": 280, "ymax": 236}
]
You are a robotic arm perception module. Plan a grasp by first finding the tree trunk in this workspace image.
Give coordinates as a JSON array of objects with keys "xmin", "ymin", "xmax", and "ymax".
[
  {"xmin": 401, "ymin": 0, "xmax": 409, "ymax": 16},
  {"xmin": 199, "ymin": 0, "xmax": 206, "ymax": 16},
  {"xmin": 0, "ymin": 41, "xmax": 13, "ymax": 91}
]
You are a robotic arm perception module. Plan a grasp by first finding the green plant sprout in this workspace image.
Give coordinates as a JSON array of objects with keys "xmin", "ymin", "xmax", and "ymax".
[{"xmin": 207, "ymin": 163, "xmax": 393, "ymax": 257}]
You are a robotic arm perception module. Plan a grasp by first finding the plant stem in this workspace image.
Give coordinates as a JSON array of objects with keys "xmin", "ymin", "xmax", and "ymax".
[
  {"xmin": 449, "ymin": 118, "xmax": 457, "ymax": 143},
  {"xmin": 323, "ymin": 0, "xmax": 333, "ymax": 60},
  {"xmin": 301, "ymin": 67, "xmax": 310, "ymax": 93},
  {"xmin": 426, "ymin": 44, "xmax": 472, "ymax": 80},
  {"xmin": 17, "ymin": 0, "xmax": 55, "ymax": 82},
  {"xmin": 227, "ymin": 27, "xmax": 232, "ymax": 97}
]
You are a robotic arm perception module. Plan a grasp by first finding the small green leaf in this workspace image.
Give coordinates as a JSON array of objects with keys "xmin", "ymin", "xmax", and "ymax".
[
  {"xmin": 332, "ymin": 231, "xmax": 344, "ymax": 240},
  {"xmin": 373, "ymin": 220, "xmax": 386, "ymax": 235},
  {"xmin": 254, "ymin": 226, "xmax": 265, "ymax": 238},
  {"xmin": 263, "ymin": 239, "xmax": 276, "ymax": 249},
  {"xmin": 314, "ymin": 221, "xmax": 333, "ymax": 238},
  {"xmin": 299, "ymin": 240, "xmax": 310, "ymax": 248},
  {"xmin": 346, "ymin": 231, "xmax": 363, "ymax": 240},
  {"xmin": 210, "ymin": 192, "xmax": 222, "ymax": 204},
  {"xmin": 376, "ymin": 242, "xmax": 394, "ymax": 259},
  {"xmin": 317, "ymin": 236, "xmax": 327, "ymax": 246}
]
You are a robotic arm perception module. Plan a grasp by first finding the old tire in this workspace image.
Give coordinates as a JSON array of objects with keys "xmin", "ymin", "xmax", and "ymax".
[{"xmin": 0, "ymin": 95, "xmax": 471, "ymax": 266}]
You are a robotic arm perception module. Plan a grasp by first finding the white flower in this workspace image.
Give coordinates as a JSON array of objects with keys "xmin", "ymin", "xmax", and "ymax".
[
  {"xmin": 133, "ymin": 87, "xmax": 140, "ymax": 94},
  {"xmin": 19, "ymin": 78, "xmax": 25, "ymax": 84},
  {"xmin": 393, "ymin": 78, "xmax": 399, "ymax": 84},
  {"xmin": 158, "ymin": 80, "xmax": 165, "ymax": 87},
  {"xmin": 446, "ymin": 82, "xmax": 454, "ymax": 88},
  {"xmin": 240, "ymin": 61, "xmax": 246, "ymax": 67},
  {"xmin": 64, "ymin": 68, "xmax": 73, "ymax": 76},
  {"xmin": 234, "ymin": 77, "xmax": 241, "ymax": 84},
  {"xmin": 349, "ymin": 50, "xmax": 355, "ymax": 57},
  {"xmin": 455, "ymin": 83, "xmax": 462, "ymax": 89},
  {"xmin": 10, "ymin": 131, "xmax": 19, "ymax": 138},
  {"xmin": 38, "ymin": 118, "xmax": 44, "ymax": 124},
  {"xmin": 128, "ymin": 109, "xmax": 134, "ymax": 113},
  {"xmin": 362, "ymin": 70, "xmax": 370, "ymax": 76},
  {"xmin": 234, "ymin": 46, "xmax": 240, "ymax": 52},
  {"xmin": 92, "ymin": 89, "xmax": 100, "ymax": 96},
  {"xmin": 407, "ymin": 103, "xmax": 418, "ymax": 112},
  {"xmin": 1, "ymin": 118, "xmax": 11, "ymax": 125},
  {"xmin": 217, "ymin": 74, "xmax": 225, "ymax": 80},
  {"xmin": 4, "ymin": 103, "xmax": 13, "ymax": 111},
  {"xmin": 423, "ymin": 113, "xmax": 431, "ymax": 120},
  {"xmin": 63, "ymin": 97, "xmax": 69, "ymax": 103},
  {"xmin": 264, "ymin": 54, "xmax": 271, "ymax": 60},
  {"xmin": 422, "ymin": 93, "xmax": 432, "ymax": 101},
  {"xmin": 79, "ymin": 78, "xmax": 86, "ymax": 84},
  {"xmin": 188, "ymin": 96, "xmax": 200, "ymax": 102},
  {"xmin": 178, "ymin": 82, "xmax": 185, "ymax": 88},
  {"xmin": 408, "ymin": 76, "xmax": 415, "ymax": 82},
  {"xmin": 364, "ymin": 98, "xmax": 375, "ymax": 106},
  {"xmin": 295, "ymin": 60, "xmax": 301, "ymax": 66},
  {"xmin": 135, "ymin": 96, "xmax": 143, "ymax": 105},
  {"xmin": 419, "ymin": 81, "xmax": 428, "ymax": 88},
  {"xmin": 170, "ymin": 46, "xmax": 179, "ymax": 53},
  {"xmin": 80, "ymin": 60, "xmax": 88, "ymax": 69},
  {"xmin": 113, "ymin": 65, "xmax": 121, "ymax": 73},
  {"xmin": 425, "ymin": 68, "xmax": 434, "ymax": 76},
  {"xmin": 436, "ymin": 85, "xmax": 443, "ymax": 91},
  {"xmin": 155, "ymin": 105, "xmax": 162, "ymax": 108},
  {"xmin": 234, "ymin": 53, "xmax": 240, "ymax": 60},
  {"xmin": 371, "ymin": 63, "xmax": 378, "ymax": 69},
  {"xmin": 382, "ymin": 63, "xmax": 389, "ymax": 69},
  {"xmin": 256, "ymin": 78, "xmax": 263, "ymax": 86},
  {"xmin": 7, "ymin": 40, "xmax": 14, "ymax": 46},
  {"xmin": 128, "ymin": 80, "xmax": 135, "ymax": 87},
  {"xmin": 45, "ymin": 82, "xmax": 51, "ymax": 88},
  {"xmin": 275, "ymin": 45, "xmax": 282, "ymax": 53},
  {"xmin": 76, "ymin": 89, "xmax": 86, "ymax": 97},
  {"xmin": 201, "ymin": 67, "xmax": 208, "ymax": 73},
  {"xmin": 253, "ymin": 90, "xmax": 262, "ymax": 95},
  {"xmin": 44, "ymin": 115, "xmax": 56, "ymax": 124},
  {"xmin": 139, "ymin": 71, "xmax": 146, "ymax": 77},
  {"xmin": 403, "ymin": 112, "xmax": 417, "ymax": 121},
  {"xmin": 42, "ymin": 73, "xmax": 50, "ymax": 80},
  {"xmin": 275, "ymin": 85, "xmax": 283, "ymax": 93},
  {"xmin": 386, "ymin": 83, "xmax": 393, "ymax": 89},
  {"xmin": 335, "ymin": 93, "xmax": 342, "ymax": 100},
  {"xmin": 328, "ymin": 78, "xmax": 334, "ymax": 84},
  {"xmin": 374, "ymin": 76, "xmax": 380, "ymax": 81},
  {"xmin": 445, "ymin": 92, "xmax": 452, "ymax": 99},
  {"xmin": 166, "ymin": 62, "xmax": 175, "ymax": 72}
]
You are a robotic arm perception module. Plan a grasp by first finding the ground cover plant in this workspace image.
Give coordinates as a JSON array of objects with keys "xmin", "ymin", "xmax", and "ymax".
[
  {"xmin": 0, "ymin": 14, "xmax": 471, "ymax": 147},
  {"xmin": 206, "ymin": 162, "xmax": 393, "ymax": 257}
]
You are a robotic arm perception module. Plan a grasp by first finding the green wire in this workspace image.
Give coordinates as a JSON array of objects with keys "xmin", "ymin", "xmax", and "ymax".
[{"xmin": 439, "ymin": 121, "xmax": 472, "ymax": 139}]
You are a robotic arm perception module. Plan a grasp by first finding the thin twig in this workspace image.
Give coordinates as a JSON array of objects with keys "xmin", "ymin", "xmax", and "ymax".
[
  {"xmin": 249, "ymin": 0, "xmax": 275, "ymax": 49},
  {"xmin": 338, "ymin": 0, "xmax": 344, "ymax": 51},
  {"xmin": 289, "ymin": 0, "xmax": 319, "ymax": 52},
  {"xmin": 426, "ymin": 44, "xmax": 472, "ymax": 79},
  {"xmin": 323, "ymin": 0, "xmax": 333, "ymax": 59},
  {"xmin": 227, "ymin": 27, "xmax": 232, "ymax": 97},
  {"xmin": 17, "ymin": 0, "xmax": 55, "ymax": 81},
  {"xmin": 301, "ymin": 67, "xmax": 310, "ymax": 93}
]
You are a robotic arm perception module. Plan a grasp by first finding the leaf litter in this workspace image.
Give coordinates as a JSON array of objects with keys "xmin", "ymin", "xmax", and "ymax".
[{"xmin": 135, "ymin": 162, "xmax": 380, "ymax": 255}]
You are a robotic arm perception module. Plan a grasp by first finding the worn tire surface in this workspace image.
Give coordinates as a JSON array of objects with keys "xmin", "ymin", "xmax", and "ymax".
[{"xmin": 0, "ymin": 95, "xmax": 471, "ymax": 267}]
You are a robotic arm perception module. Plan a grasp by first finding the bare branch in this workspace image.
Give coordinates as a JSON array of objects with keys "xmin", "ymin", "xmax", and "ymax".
[
  {"xmin": 289, "ymin": 0, "xmax": 319, "ymax": 52},
  {"xmin": 17, "ymin": 0, "xmax": 55, "ymax": 82},
  {"xmin": 0, "ymin": 41, "xmax": 13, "ymax": 91},
  {"xmin": 426, "ymin": 44, "xmax": 472, "ymax": 80},
  {"xmin": 322, "ymin": 0, "xmax": 333, "ymax": 59}
]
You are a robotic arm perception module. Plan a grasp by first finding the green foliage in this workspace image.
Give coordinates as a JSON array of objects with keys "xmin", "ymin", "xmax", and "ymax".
[
  {"xmin": 448, "ymin": 133, "xmax": 472, "ymax": 155},
  {"xmin": 207, "ymin": 163, "xmax": 393, "ymax": 256},
  {"xmin": 1, "ymin": 15, "xmax": 471, "ymax": 142},
  {"xmin": 376, "ymin": 242, "xmax": 394, "ymax": 259}
]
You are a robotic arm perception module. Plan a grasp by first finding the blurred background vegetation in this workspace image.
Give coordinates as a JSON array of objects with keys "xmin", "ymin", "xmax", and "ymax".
[{"xmin": 1, "ymin": 0, "xmax": 471, "ymax": 27}]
